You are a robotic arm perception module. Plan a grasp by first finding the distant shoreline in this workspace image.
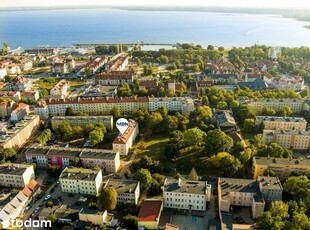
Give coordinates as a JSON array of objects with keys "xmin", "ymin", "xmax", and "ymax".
[{"xmin": 0, "ymin": 5, "xmax": 310, "ymax": 22}]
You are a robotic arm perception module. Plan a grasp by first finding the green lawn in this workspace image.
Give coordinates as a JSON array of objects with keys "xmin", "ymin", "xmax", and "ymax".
[{"xmin": 135, "ymin": 135, "xmax": 170, "ymax": 163}]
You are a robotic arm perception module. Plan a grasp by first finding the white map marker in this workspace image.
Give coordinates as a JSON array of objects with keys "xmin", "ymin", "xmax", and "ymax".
[{"xmin": 116, "ymin": 118, "xmax": 129, "ymax": 134}]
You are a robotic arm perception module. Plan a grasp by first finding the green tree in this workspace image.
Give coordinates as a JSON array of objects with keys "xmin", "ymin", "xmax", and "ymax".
[
  {"xmin": 100, "ymin": 187, "xmax": 118, "ymax": 211},
  {"xmin": 65, "ymin": 107, "xmax": 76, "ymax": 116},
  {"xmin": 118, "ymin": 83, "xmax": 132, "ymax": 97},
  {"xmin": 261, "ymin": 107, "xmax": 276, "ymax": 116},
  {"xmin": 146, "ymin": 112, "xmax": 163, "ymax": 133},
  {"xmin": 88, "ymin": 127, "xmax": 104, "ymax": 145},
  {"xmin": 263, "ymin": 169, "xmax": 275, "ymax": 176},
  {"xmin": 84, "ymin": 68, "xmax": 92, "ymax": 77},
  {"xmin": 133, "ymin": 168, "xmax": 153, "ymax": 191},
  {"xmin": 122, "ymin": 214, "xmax": 138, "ymax": 229},
  {"xmin": 3, "ymin": 42, "xmax": 9, "ymax": 54},
  {"xmin": 148, "ymin": 180, "xmax": 161, "ymax": 196},
  {"xmin": 182, "ymin": 128, "xmax": 206, "ymax": 147},
  {"xmin": 229, "ymin": 100, "xmax": 239, "ymax": 108},
  {"xmin": 136, "ymin": 58, "xmax": 142, "ymax": 67},
  {"xmin": 205, "ymin": 129, "xmax": 233, "ymax": 154},
  {"xmin": 0, "ymin": 148, "xmax": 17, "ymax": 162},
  {"xmin": 196, "ymin": 106, "xmax": 212, "ymax": 123},
  {"xmin": 110, "ymin": 105, "xmax": 122, "ymax": 118},
  {"xmin": 300, "ymin": 89, "xmax": 309, "ymax": 98},
  {"xmin": 219, "ymin": 155, "xmax": 243, "ymax": 178},
  {"xmin": 217, "ymin": 101, "xmax": 227, "ymax": 109},
  {"xmin": 157, "ymin": 106, "xmax": 168, "ymax": 118},
  {"xmin": 189, "ymin": 168, "xmax": 198, "ymax": 181},
  {"xmin": 243, "ymin": 119, "xmax": 256, "ymax": 133},
  {"xmin": 47, "ymin": 213, "xmax": 57, "ymax": 223},
  {"xmin": 207, "ymin": 45, "xmax": 214, "ymax": 50}
]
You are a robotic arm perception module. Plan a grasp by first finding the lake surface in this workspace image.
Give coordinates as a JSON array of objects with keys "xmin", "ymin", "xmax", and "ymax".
[{"xmin": 1, "ymin": 8, "xmax": 310, "ymax": 49}]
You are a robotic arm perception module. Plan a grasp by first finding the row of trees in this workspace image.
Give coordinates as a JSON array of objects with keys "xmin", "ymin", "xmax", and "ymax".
[
  {"xmin": 55, "ymin": 122, "xmax": 106, "ymax": 145},
  {"xmin": 37, "ymin": 128, "xmax": 51, "ymax": 145}
]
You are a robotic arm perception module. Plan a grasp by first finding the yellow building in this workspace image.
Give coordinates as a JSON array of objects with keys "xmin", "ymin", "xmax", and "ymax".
[
  {"xmin": 256, "ymin": 116, "xmax": 307, "ymax": 131},
  {"xmin": 0, "ymin": 115, "xmax": 40, "ymax": 150},
  {"xmin": 263, "ymin": 129, "xmax": 310, "ymax": 150},
  {"xmin": 253, "ymin": 157, "xmax": 310, "ymax": 180}
]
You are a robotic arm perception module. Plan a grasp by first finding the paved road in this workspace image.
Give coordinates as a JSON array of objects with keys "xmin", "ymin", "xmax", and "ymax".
[
  {"xmin": 118, "ymin": 151, "xmax": 136, "ymax": 178},
  {"xmin": 23, "ymin": 181, "xmax": 56, "ymax": 220}
]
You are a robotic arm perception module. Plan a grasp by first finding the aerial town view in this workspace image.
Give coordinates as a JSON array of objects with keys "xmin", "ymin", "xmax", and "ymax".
[{"xmin": 0, "ymin": 0, "xmax": 310, "ymax": 229}]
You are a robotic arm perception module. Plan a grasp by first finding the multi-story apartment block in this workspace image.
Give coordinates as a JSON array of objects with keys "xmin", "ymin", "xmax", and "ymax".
[
  {"xmin": 256, "ymin": 116, "xmax": 307, "ymax": 131},
  {"xmin": 0, "ymin": 100, "xmax": 15, "ymax": 118},
  {"xmin": 79, "ymin": 148, "xmax": 120, "ymax": 173},
  {"xmin": 0, "ymin": 115, "xmax": 40, "ymax": 150},
  {"xmin": 113, "ymin": 119, "xmax": 138, "ymax": 156},
  {"xmin": 109, "ymin": 56, "xmax": 129, "ymax": 71},
  {"xmin": 238, "ymin": 97, "xmax": 309, "ymax": 113},
  {"xmin": 253, "ymin": 157, "xmax": 310, "ymax": 180},
  {"xmin": 35, "ymin": 97, "xmax": 195, "ymax": 118},
  {"xmin": 257, "ymin": 176, "xmax": 283, "ymax": 202},
  {"xmin": 51, "ymin": 58, "xmax": 75, "ymax": 74},
  {"xmin": 104, "ymin": 179, "xmax": 140, "ymax": 205},
  {"xmin": 163, "ymin": 178, "xmax": 211, "ymax": 211},
  {"xmin": 148, "ymin": 97, "xmax": 195, "ymax": 114},
  {"xmin": 59, "ymin": 167, "xmax": 103, "ymax": 195},
  {"xmin": 21, "ymin": 91, "xmax": 40, "ymax": 101},
  {"xmin": 77, "ymin": 56, "xmax": 108, "ymax": 76},
  {"xmin": 6, "ymin": 75, "xmax": 32, "ymax": 91},
  {"xmin": 95, "ymin": 71, "xmax": 134, "ymax": 86},
  {"xmin": 50, "ymin": 79, "xmax": 69, "ymax": 98},
  {"xmin": 218, "ymin": 177, "xmax": 265, "ymax": 219},
  {"xmin": 10, "ymin": 103, "xmax": 30, "ymax": 122},
  {"xmin": 263, "ymin": 129, "xmax": 310, "ymax": 150},
  {"xmin": 138, "ymin": 199, "xmax": 163, "ymax": 230},
  {"xmin": 0, "ymin": 163, "xmax": 35, "ymax": 187},
  {"xmin": 0, "ymin": 91, "xmax": 21, "ymax": 101},
  {"xmin": 51, "ymin": 115, "xmax": 113, "ymax": 131},
  {"xmin": 25, "ymin": 145, "xmax": 120, "ymax": 173}
]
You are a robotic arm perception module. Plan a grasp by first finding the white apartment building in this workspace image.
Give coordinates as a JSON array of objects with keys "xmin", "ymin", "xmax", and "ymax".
[
  {"xmin": 0, "ymin": 163, "xmax": 35, "ymax": 188},
  {"xmin": 0, "ymin": 67, "xmax": 7, "ymax": 80},
  {"xmin": 113, "ymin": 119, "xmax": 138, "ymax": 156},
  {"xmin": 271, "ymin": 76, "xmax": 304, "ymax": 91},
  {"xmin": 238, "ymin": 97, "xmax": 309, "ymax": 113},
  {"xmin": 10, "ymin": 103, "xmax": 30, "ymax": 122},
  {"xmin": 263, "ymin": 129, "xmax": 310, "ymax": 150},
  {"xmin": 148, "ymin": 97, "xmax": 195, "ymax": 114},
  {"xmin": 256, "ymin": 116, "xmax": 307, "ymax": 131},
  {"xmin": 59, "ymin": 167, "xmax": 103, "ymax": 195},
  {"xmin": 25, "ymin": 145, "xmax": 120, "ymax": 173},
  {"xmin": 50, "ymin": 79, "xmax": 69, "ymax": 98},
  {"xmin": 95, "ymin": 71, "xmax": 134, "ymax": 86},
  {"xmin": 104, "ymin": 179, "xmax": 140, "ymax": 205},
  {"xmin": 163, "ymin": 178, "xmax": 211, "ymax": 211}
]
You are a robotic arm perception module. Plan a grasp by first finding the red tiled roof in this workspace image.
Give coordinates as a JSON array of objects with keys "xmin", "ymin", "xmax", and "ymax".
[
  {"xmin": 138, "ymin": 200, "xmax": 163, "ymax": 222},
  {"xmin": 12, "ymin": 103, "xmax": 28, "ymax": 114},
  {"xmin": 0, "ymin": 91, "xmax": 18, "ymax": 96},
  {"xmin": 95, "ymin": 70, "xmax": 133, "ymax": 81},
  {"xmin": 113, "ymin": 119, "xmax": 137, "ymax": 144},
  {"xmin": 28, "ymin": 179, "xmax": 40, "ymax": 191},
  {"xmin": 22, "ymin": 91, "xmax": 36, "ymax": 97},
  {"xmin": 22, "ymin": 187, "xmax": 32, "ymax": 197}
]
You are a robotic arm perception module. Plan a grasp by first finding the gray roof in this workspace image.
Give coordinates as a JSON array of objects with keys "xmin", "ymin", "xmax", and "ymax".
[
  {"xmin": 256, "ymin": 116, "xmax": 307, "ymax": 123},
  {"xmin": 217, "ymin": 111, "xmax": 236, "ymax": 127},
  {"xmin": 0, "ymin": 163, "xmax": 32, "ymax": 176},
  {"xmin": 105, "ymin": 179, "xmax": 139, "ymax": 194},
  {"xmin": 80, "ymin": 149, "xmax": 118, "ymax": 160},
  {"xmin": 163, "ymin": 178, "xmax": 207, "ymax": 195},
  {"xmin": 263, "ymin": 129, "xmax": 310, "ymax": 136},
  {"xmin": 60, "ymin": 167, "xmax": 100, "ymax": 181},
  {"xmin": 257, "ymin": 176, "xmax": 283, "ymax": 191},
  {"xmin": 219, "ymin": 177, "xmax": 263, "ymax": 203},
  {"xmin": 237, "ymin": 78, "xmax": 268, "ymax": 91},
  {"xmin": 254, "ymin": 157, "xmax": 310, "ymax": 166}
]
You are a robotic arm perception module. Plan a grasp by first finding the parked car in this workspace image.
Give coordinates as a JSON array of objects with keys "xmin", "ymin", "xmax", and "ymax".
[
  {"xmin": 44, "ymin": 195, "xmax": 51, "ymax": 200},
  {"xmin": 34, "ymin": 207, "xmax": 40, "ymax": 213}
]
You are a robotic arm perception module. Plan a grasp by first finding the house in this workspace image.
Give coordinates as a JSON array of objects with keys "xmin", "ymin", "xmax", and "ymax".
[
  {"xmin": 79, "ymin": 208, "xmax": 113, "ymax": 226},
  {"xmin": 19, "ymin": 59, "xmax": 33, "ymax": 71},
  {"xmin": 21, "ymin": 91, "xmax": 40, "ymax": 101},
  {"xmin": 10, "ymin": 102, "xmax": 30, "ymax": 122},
  {"xmin": 163, "ymin": 178, "xmax": 211, "ymax": 211},
  {"xmin": 113, "ymin": 119, "xmax": 138, "ymax": 156},
  {"xmin": 213, "ymin": 109, "xmax": 236, "ymax": 132},
  {"xmin": 196, "ymin": 78, "xmax": 214, "ymax": 91},
  {"xmin": 59, "ymin": 167, "xmax": 103, "ymax": 195},
  {"xmin": 138, "ymin": 199, "xmax": 163, "ymax": 230},
  {"xmin": 77, "ymin": 56, "xmax": 108, "ymax": 76},
  {"xmin": 50, "ymin": 79, "xmax": 69, "ymax": 98},
  {"xmin": 6, "ymin": 63, "xmax": 21, "ymax": 75},
  {"xmin": 6, "ymin": 75, "xmax": 32, "ymax": 91},
  {"xmin": 54, "ymin": 205, "xmax": 81, "ymax": 224},
  {"xmin": 108, "ymin": 55, "xmax": 129, "ymax": 71},
  {"xmin": 0, "ymin": 163, "xmax": 35, "ymax": 188},
  {"xmin": 139, "ymin": 80, "xmax": 160, "ymax": 91},
  {"xmin": 257, "ymin": 176, "xmax": 283, "ymax": 202},
  {"xmin": 104, "ymin": 179, "xmax": 140, "ymax": 205},
  {"xmin": 0, "ymin": 66, "xmax": 7, "ymax": 80},
  {"xmin": 271, "ymin": 76, "xmax": 304, "ymax": 91}
]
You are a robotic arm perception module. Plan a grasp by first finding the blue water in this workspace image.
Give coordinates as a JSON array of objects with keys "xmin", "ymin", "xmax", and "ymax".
[{"xmin": 1, "ymin": 8, "xmax": 310, "ymax": 48}]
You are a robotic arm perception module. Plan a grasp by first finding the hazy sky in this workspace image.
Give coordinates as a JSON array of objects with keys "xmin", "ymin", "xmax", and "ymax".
[{"xmin": 1, "ymin": 0, "xmax": 310, "ymax": 9}]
